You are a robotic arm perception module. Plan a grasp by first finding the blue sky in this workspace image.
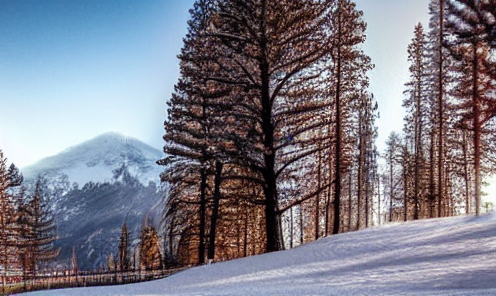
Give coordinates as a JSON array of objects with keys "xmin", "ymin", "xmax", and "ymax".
[
  {"xmin": 0, "ymin": 0, "xmax": 493, "ymax": 202},
  {"xmin": 0, "ymin": 0, "xmax": 430, "ymax": 167},
  {"xmin": 0, "ymin": 0, "xmax": 195, "ymax": 167}
]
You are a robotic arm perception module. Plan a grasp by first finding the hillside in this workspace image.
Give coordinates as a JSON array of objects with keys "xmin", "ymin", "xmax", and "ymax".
[{"xmin": 21, "ymin": 213, "xmax": 496, "ymax": 296}]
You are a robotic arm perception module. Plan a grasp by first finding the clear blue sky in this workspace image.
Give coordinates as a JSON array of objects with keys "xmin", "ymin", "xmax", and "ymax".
[
  {"xmin": 0, "ymin": 0, "xmax": 493, "ymax": 202},
  {"xmin": 0, "ymin": 0, "xmax": 195, "ymax": 167}
]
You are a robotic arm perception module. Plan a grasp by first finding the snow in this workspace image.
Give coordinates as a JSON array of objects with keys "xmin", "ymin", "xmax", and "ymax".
[
  {"xmin": 20, "ymin": 212, "xmax": 496, "ymax": 296},
  {"xmin": 21, "ymin": 132, "xmax": 164, "ymax": 186}
]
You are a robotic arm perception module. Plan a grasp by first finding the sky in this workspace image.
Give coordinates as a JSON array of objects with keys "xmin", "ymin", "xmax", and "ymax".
[
  {"xmin": 0, "ymin": 0, "xmax": 195, "ymax": 167},
  {"xmin": 0, "ymin": 0, "xmax": 494, "ymax": 202}
]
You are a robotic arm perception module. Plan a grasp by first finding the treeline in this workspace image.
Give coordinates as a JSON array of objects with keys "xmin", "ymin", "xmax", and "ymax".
[
  {"xmin": 159, "ymin": 0, "xmax": 379, "ymax": 265},
  {"xmin": 0, "ymin": 150, "xmax": 59, "ymax": 285},
  {"xmin": 106, "ymin": 219, "xmax": 165, "ymax": 273},
  {"xmin": 385, "ymin": 0, "xmax": 496, "ymax": 222}
]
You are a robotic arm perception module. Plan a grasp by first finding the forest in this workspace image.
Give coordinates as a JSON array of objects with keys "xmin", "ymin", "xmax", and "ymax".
[
  {"xmin": 0, "ymin": 0, "xmax": 495, "ymax": 291},
  {"xmin": 158, "ymin": 0, "xmax": 496, "ymax": 266}
]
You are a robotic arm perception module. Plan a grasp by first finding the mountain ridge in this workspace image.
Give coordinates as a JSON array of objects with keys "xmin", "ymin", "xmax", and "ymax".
[{"xmin": 22, "ymin": 132, "xmax": 165, "ymax": 186}]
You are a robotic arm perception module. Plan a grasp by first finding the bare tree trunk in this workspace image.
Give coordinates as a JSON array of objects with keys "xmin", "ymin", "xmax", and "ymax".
[
  {"xmin": 198, "ymin": 168, "xmax": 207, "ymax": 265},
  {"xmin": 333, "ymin": 3, "xmax": 343, "ymax": 235},
  {"xmin": 429, "ymin": 131, "xmax": 436, "ymax": 218},
  {"xmin": 414, "ymin": 73, "xmax": 422, "ymax": 220},
  {"xmin": 377, "ymin": 174, "xmax": 381, "ymax": 225},
  {"xmin": 462, "ymin": 130, "xmax": 470, "ymax": 214},
  {"xmin": 325, "ymin": 186, "xmax": 330, "ymax": 237},
  {"xmin": 365, "ymin": 132, "xmax": 370, "ymax": 228},
  {"xmin": 472, "ymin": 41, "xmax": 481, "ymax": 217},
  {"xmin": 299, "ymin": 205, "xmax": 304, "ymax": 245},
  {"xmin": 348, "ymin": 173, "xmax": 352, "ymax": 231},
  {"xmin": 244, "ymin": 206, "xmax": 248, "ymax": 257},
  {"xmin": 289, "ymin": 207, "xmax": 293, "ymax": 249},
  {"xmin": 403, "ymin": 146, "xmax": 408, "ymax": 222},
  {"xmin": 437, "ymin": 0, "xmax": 445, "ymax": 219},
  {"xmin": 207, "ymin": 161, "xmax": 223, "ymax": 260},
  {"xmin": 357, "ymin": 115, "xmax": 363, "ymax": 231},
  {"xmin": 315, "ymin": 145, "xmax": 322, "ymax": 240},
  {"xmin": 389, "ymin": 159, "xmax": 394, "ymax": 223}
]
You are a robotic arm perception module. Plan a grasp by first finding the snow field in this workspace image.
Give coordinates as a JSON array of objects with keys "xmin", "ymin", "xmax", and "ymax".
[{"xmin": 21, "ymin": 212, "xmax": 496, "ymax": 296}]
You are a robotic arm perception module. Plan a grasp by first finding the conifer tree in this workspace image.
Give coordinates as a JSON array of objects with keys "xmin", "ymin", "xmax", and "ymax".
[
  {"xmin": 0, "ymin": 151, "xmax": 24, "ymax": 292},
  {"xmin": 21, "ymin": 178, "xmax": 60, "ymax": 275},
  {"xmin": 385, "ymin": 132, "xmax": 401, "ymax": 222},
  {"xmin": 445, "ymin": 0, "xmax": 496, "ymax": 216},
  {"xmin": 107, "ymin": 252, "xmax": 115, "ymax": 271},
  {"xmin": 71, "ymin": 246, "xmax": 78, "ymax": 275},
  {"xmin": 118, "ymin": 221, "xmax": 130, "ymax": 271},
  {"xmin": 403, "ymin": 23, "xmax": 430, "ymax": 220},
  {"xmin": 328, "ymin": 0, "xmax": 373, "ymax": 234},
  {"xmin": 140, "ymin": 225, "xmax": 162, "ymax": 270},
  {"xmin": 162, "ymin": 0, "xmax": 376, "ymax": 263},
  {"xmin": 427, "ymin": 0, "xmax": 453, "ymax": 217}
]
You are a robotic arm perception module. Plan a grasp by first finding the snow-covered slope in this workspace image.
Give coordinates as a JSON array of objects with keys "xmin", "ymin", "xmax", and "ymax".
[
  {"xmin": 22, "ymin": 132, "xmax": 164, "ymax": 186},
  {"xmin": 22, "ymin": 213, "xmax": 496, "ymax": 296}
]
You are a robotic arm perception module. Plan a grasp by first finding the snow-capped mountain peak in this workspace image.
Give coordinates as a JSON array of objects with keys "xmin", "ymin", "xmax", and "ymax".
[{"xmin": 22, "ymin": 132, "xmax": 164, "ymax": 186}]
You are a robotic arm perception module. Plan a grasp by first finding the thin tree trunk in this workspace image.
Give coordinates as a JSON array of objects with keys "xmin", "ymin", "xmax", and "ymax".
[
  {"xmin": 429, "ymin": 131, "xmax": 436, "ymax": 218},
  {"xmin": 325, "ymin": 186, "xmax": 330, "ymax": 237},
  {"xmin": 198, "ymin": 168, "xmax": 207, "ymax": 265},
  {"xmin": 299, "ymin": 205, "xmax": 304, "ymax": 245},
  {"xmin": 403, "ymin": 147, "xmax": 408, "ymax": 222},
  {"xmin": 207, "ymin": 161, "xmax": 223, "ymax": 260},
  {"xmin": 348, "ymin": 172, "xmax": 352, "ymax": 231},
  {"xmin": 365, "ymin": 132, "xmax": 370, "ymax": 228},
  {"xmin": 389, "ymin": 159, "xmax": 394, "ymax": 223},
  {"xmin": 462, "ymin": 130, "xmax": 470, "ymax": 214},
  {"xmin": 315, "ymin": 145, "xmax": 322, "ymax": 240},
  {"xmin": 333, "ymin": 2, "xmax": 343, "ymax": 235},
  {"xmin": 414, "ymin": 72, "xmax": 421, "ymax": 220},
  {"xmin": 244, "ymin": 206, "xmax": 248, "ymax": 257},
  {"xmin": 377, "ymin": 174, "xmax": 381, "ymax": 225},
  {"xmin": 437, "ymin": 0, "xmax": 445, "ymax": 218},
  {"xmin": 472, "ymin": 41, "xmax": 481, "ymax": 216},
  {"xmin": 290, "ymin": 207, "xmax": 293, "ymax": 249},
  {"xmin": 357, "ymin": 114, "xmax": 363, "ymax": 231}
]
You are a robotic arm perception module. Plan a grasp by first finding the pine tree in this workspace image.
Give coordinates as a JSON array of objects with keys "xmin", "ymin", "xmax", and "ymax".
[
  {"xmin": 21, "ymin": 178, "xmax": 60, "ymax": 275},
  {"xmin": 328, "ymin": 0, "xmax": 372, "ymax": 234},
  {"xmin": 159, "ymin": 0, "xmax": 227, "ymax": 264},
  {"xmin": 0, "ymin": 151, "xmax": 24, "ymax": 292},
  {"xmin": 71, "ymin": 246, "xmax": 78, "ymax": 275},
  {"xmin": 385, "ymin": 132, "xmax": 401, "ymax": 222},
  {"xmin": 139, "ymin": 225, "xmax": 162, "ymax": 270},
  {"xmin": 117, "ymin": 221, "xmax": 130, "ymax": 271},
  {"xmin": 445, "ymin": 0, "xmax": 496, "ymax": 216},
  {"xmin": 427, "ymin": 0, "xmax": 453, "ymax": 217},
  {"xmin": 107, "ymin": 252, "xmax": 115, "ymax": 271},
  {"xmin": 403, "ymin": 23, "xmax": 430, "ymax": 220},
  {"xmin": 162, "ymin": 0, "xmax": 375, "ymax": 263}
]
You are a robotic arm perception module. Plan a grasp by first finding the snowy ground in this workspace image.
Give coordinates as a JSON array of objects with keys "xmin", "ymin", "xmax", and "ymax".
[{"xmin": 21, "ymin": 212, "xmax": 496, "ymax": 296}]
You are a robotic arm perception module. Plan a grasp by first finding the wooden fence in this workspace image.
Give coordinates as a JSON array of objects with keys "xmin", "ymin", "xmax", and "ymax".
[{"xmin": 1, "ymin": 267, "xmax": 189, "ymax": 295}]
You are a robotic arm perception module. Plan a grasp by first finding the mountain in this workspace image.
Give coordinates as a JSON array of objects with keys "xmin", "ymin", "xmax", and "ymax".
[
  {"xmin": 20, "ymin": 213, "xmax": 496, "ymax": 296},
  {"xmin": 20, "ymin": 132, "xmax": 167, "ymax": 270},
  {"xmin": 55, "ymin": 179, "xmax": 164, "ymax": 270},
  {"xmin": 22, "ymin": 132, "xmax": 164, "ymax": 186}
]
